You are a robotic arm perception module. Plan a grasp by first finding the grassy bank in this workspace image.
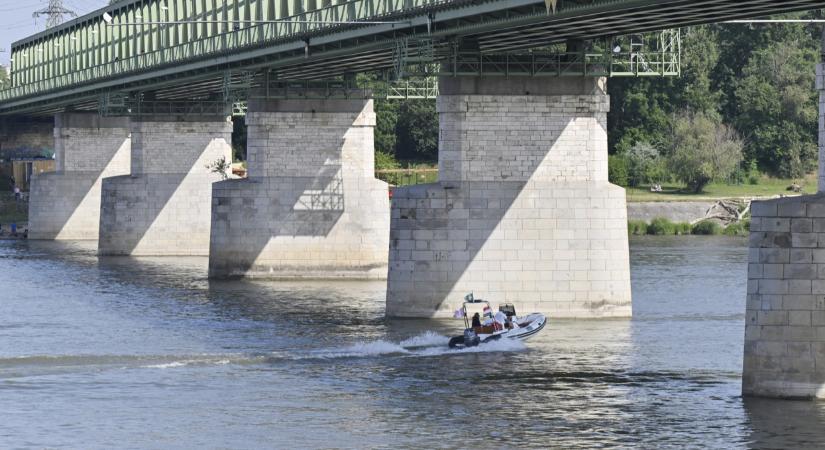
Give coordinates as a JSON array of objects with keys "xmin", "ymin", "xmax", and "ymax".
[
  {"xmin": 625, "ymin": 174, "xmax": 816, "ymax": 202},
  {"xmin": 628, "ymin": 218, "xmax": 749, "ymax": 237}
]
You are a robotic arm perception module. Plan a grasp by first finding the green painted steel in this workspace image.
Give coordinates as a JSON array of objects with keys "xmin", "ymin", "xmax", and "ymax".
[
  {"xmin": 6, "ymin": 0, "xmax": 447, "ymax": 98},
  {"xmin": 0, "ymin": 0, "xmax": 822, "ymax": 114}
]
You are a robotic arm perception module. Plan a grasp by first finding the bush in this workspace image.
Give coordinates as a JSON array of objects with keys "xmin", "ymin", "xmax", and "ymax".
[
  {"xmin": 746, "ymin": 160, "xmax": 761, "ymax": 185},
  {"xmin": 692, "ymin": 220, "xmax": 722, "ymax": 235},
  {"xmin": 668, "ymin": 112, "xmax": 744, "ymax": 193},
  {"xmin": 673, "ymin": 222, "xmax": 692, "ymax": 235},
  {"xmin": 647, "ymin": 217, "xmax": 676, "ymax": 235},
  {"xmin": 608, "ymin": 155, "xmax": 629, "ymax": 187},
  {"xmin": 626, "ymin": 142, "xmax": 661, "ymax": 187},
  {"xmin": 628, "ymin": 220, "xmax": 648, "ymax": 236},
  {"xmin": 723, "ymin": 220, "xmax": 751, "ymax": 236}
]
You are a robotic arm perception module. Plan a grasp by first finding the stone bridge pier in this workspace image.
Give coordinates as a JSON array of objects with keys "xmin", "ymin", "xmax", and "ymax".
[
  {"xmin": 743, "ymin": 63, "xmax": 825, "ymax": 399},
  {"xmin": 98, "ymin": 115, "xmax": 232, "ymax": 256},
  {"xmin": 208, "ymin": 96, "xmax": 389, "ymax": 279},
  {"xmin": 386, "ymin": 76, "xmax": 632, "ymax": 318},
  {"xmin": 29, "ymin": 113, "xmax": 130, "ymax": 240}
]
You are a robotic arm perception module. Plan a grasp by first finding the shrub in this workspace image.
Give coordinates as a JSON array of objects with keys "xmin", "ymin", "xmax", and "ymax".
[
  {"xmin": 723, "ymin": 220, "xmax": 751, "ymax": 236},
  {"xmin": 628, "ymin": 220, "xmax": 648, "ymax": 236},
  {"xmin": 608, "ymin": 154, "xmax": 629, "ymax": 187},
  {"xmin": 626, "ymin": 142, "xmax": 661, "ymax": 187},
  {"xmin": 667, "ymin": 112, "xmax": 744, "ymax": 193},
  {"xmin": 673, "ymin": 222, "xmax": 692, "ymax": 235},
  {"xmin": 647, "ymin": 217, "xmax": 676, "ymax": 235},
  {"xmin": 691, "ymin": 220, "xmax": 722, "ymax": 235},
  {"xmin": 746, "ymin": 160, "xmax": 761, "ymax": 185}
]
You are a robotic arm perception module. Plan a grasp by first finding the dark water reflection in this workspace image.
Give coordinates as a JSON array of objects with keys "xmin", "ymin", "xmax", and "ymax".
[{"xmin": 1, "ymin": 236, "xmax": 825, "ymax": 448}]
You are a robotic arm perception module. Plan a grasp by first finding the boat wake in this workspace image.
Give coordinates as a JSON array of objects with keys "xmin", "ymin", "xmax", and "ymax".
[
  {"xmin": 0, "ymin": 332, "xmax": 527, "ymax": 378},
  {"xmin": 296, "ymin": 331, "xmax": 526, "ymax": 360}
]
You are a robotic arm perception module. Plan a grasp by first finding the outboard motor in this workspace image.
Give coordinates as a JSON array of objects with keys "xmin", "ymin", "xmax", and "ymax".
[
  {"xmin": 499, "ymin": 304, "xmax": 517, "ymax": 318},
  {"xmin": 463, "ymin": 328, "xmax": 481, "ymax": 347}
]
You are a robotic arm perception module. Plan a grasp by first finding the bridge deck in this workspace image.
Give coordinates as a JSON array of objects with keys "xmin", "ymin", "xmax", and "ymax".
[{"xmin": 1, "ymin": 0, "xmax": 822, "ymax": 115}]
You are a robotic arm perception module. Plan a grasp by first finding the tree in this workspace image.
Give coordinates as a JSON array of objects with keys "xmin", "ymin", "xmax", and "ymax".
[
  {"xmin": 733, "ymin": 39, "xmax": 818, "ymax": 177},
  {"xmin": 668, "ymin": 112, "xmax": 743, "ymax": 193},
  {"xmin": 394, "ymin": 100, "xmax": 438, "ymax": 161},
  {"xmin": 608, "ymin": 25, "xmax": 721, "ymax": 154},
  {"xmin": 625, "ymin": 142, "xmax": 662, "ymax": 187},
  {"xmin": 374, "ymin": 98, "xmax": 399, "ymax": 155}
]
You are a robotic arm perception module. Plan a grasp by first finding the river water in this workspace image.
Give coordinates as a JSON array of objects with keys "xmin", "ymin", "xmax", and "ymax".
[{"xmin": 2, "ymin": 236, "xmax": 825, "ymax": 448}]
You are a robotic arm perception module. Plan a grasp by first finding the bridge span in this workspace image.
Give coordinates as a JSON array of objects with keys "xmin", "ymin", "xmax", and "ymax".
[{"xmin": 2, "ymin": 0, "xmax": 825, "ymax": 399}]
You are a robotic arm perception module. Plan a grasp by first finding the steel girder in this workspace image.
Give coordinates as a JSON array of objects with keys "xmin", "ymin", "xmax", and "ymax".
[{"xmin": 1, "ymin": 0, "xmax": 823, "ymax": 115}]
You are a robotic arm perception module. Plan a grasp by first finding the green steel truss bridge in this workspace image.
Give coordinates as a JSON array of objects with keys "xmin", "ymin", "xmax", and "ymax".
[{"xmin": 0, "ymin": 0, "xmax": 822, "ymax": 116}]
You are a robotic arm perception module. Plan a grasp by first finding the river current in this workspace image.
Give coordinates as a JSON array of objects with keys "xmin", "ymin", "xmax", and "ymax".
[{"xmin": 2, "ymin": 236, "xmax": 825, "ymax": 448}]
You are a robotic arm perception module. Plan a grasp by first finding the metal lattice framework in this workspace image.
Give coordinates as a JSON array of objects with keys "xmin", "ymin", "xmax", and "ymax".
[{"xmin": 1, "ymin": 0, "xmax": 822, "ymax": 115}]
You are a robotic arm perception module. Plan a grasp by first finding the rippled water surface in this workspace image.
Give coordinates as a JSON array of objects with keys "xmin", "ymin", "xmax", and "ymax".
[{"xmin": 2, "ymin": 236, "xmax": 825, "ymax": 448}]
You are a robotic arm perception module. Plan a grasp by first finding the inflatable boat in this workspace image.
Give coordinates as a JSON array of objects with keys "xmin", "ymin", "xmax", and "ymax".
[{"xmin": 448, "ymin": 295, "xmax": 547, "ymax": 349}]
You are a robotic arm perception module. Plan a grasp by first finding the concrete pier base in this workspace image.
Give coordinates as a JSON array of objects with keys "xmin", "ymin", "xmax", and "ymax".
[
  {"xmin": 743, "ymin": 63, "xmax": 825, "ymax": 399},
  {"xmin": 208, "ymin": 98, "xmax": 389, "ymax": 279},
  {"xmin": 386, "ymin": 77, "xmax": 632, "ymax": 318},
  {"xmin": 743, "ymin": 196, "xmax": 825, "ymax": 399},
  {"xmin": 29, "ymin": 113, "xmax": 130, "ymax": 240},
  {"xmin": 98, "ymin": 116, "xmax": 232, "ymax": 256}
]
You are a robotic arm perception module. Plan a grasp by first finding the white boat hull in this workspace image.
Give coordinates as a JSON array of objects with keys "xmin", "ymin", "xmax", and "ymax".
[{"xmin": 449, "ymin": 313, "xmax": 547, "ymax": 348}]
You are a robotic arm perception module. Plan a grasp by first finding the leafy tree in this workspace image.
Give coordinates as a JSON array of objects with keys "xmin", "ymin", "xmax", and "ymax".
[
  {"xmin": 231, "ymin": 116, "xmax": 247, "ymax": 162},
  {"xmin": 625, "ymin": 142, "xmax": 661, "ymax": 187},
  {"xmin": 394, "ymin": 100, "xmax": 438, "ymax": 161},
  {"xmin": 374, "ymin": 98, "xmax": 399, "ymax": 155},
  {"xmin": 608, "ymin": 26, "xmax": 721, "ymax": 154},
  {"xmin": 733, "ymin": 40, "xmax": 818, "ymax": 177},
  {"xmin": 608, "ymin": 154, "xmax": 629, "ymax": 186},
  {"xmin": 668, "ymin": 112, "xmax": 743, "ymax": 192}
]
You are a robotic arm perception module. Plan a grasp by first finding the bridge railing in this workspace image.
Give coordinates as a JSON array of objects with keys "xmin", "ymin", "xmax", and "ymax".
[
  {"xmin": 441, "ymin": 50, "xmax": 680, "ymax": 77},
  {"xmin": 0, "ymin": 0, "xmax": 451, "ymax": 103}
]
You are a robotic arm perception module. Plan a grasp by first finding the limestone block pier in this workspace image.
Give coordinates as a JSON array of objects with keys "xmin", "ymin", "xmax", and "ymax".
[
  {"xmin": 98, "ymin": 115, "xmax": 232, "ymax": 256},
  {"xmin": 743, "ymin": 64, "xmax": 825, "ymax": 399},
  {"xmin": 208, "ymin": 97, "xmax": 389, "ymax": 279},
  {"xmin": 29, "ymin": 113, "xmax": 130, "ymax": 240},
  {"xmin": 386, "ymin": 77, "xmax": 632, "ymax": 318}
]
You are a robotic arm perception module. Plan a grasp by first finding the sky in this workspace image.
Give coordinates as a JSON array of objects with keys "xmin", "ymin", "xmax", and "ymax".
[{"xmin": 0, "ymin": 0, "xmax": 107, "ymax": 66}]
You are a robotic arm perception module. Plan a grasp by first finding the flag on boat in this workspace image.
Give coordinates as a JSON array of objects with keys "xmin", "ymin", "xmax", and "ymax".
[
  {"xmin": 483, "ymin": 305, "xmax": 493, "ymax": 318},
  {"xmin": 454, "ymin": 308, "xmax": 465, "ymax": 319}
]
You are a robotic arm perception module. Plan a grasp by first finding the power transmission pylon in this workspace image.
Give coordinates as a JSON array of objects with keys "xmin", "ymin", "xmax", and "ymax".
[{"xmin": 33, "ymin": 0, "xmax": 77, "ymax": 29}]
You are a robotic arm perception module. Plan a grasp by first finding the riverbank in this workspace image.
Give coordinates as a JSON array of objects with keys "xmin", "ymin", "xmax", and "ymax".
[{"xmin": 0, "ymin": 193, "xmax": 27, "ymax": 231}]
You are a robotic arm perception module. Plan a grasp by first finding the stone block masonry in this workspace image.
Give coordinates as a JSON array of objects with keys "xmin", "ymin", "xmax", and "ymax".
[
  {"xmin": 208, "ymin": 97, "xmax": 389, "ymax": 279},
  {"xmin": 743, "ymin": 63, "xmax": 825, "ymax": 399},
  {"xmin": 386, "ymin": 77, "xmax": 632, "ymax": 318},
  {"xmin": 744, "ymin": 195, "xmax": 825, "ymax": 398},
  {"xmin": 29, "ymin": 113, "xmax": 130, "ymax": 240},
  {"xmin": 98, "ymin": 115, "xmax": 232, "ymax": 256}
]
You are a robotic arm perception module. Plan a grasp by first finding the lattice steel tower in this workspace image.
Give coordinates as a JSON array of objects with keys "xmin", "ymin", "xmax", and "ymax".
[{"xmin": 33, "ymin": 0, "xmax": 77, "ymax": 29}]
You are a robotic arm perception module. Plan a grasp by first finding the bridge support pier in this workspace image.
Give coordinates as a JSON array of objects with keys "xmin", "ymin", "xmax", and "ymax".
[
  {"xmin": 386, "ymin": 77, "xmax": 632, "ymax": 318},
  {"xmin": 208, "ymin": 97, "xmax": 389, "ymax": 279},
  {"xmin": 98, "ymin": 115, "xmax": 232, "ymax": 256},
  {"xmin": 743, "ymin": 64, "xmax": 825, "ymax": 399},
  {"xmin": 29, "ymin": 113, "xmax": 130, "ymax": 240}
]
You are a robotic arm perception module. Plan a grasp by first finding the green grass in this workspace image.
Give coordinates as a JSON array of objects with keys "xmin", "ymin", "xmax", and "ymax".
[
  {"xmin": 376, "ymin": 164, "xmax": 439, "ymax": 186},
  {"xmin": 625, "ymin": 174, "xmax": 817, "ymax": 202}
]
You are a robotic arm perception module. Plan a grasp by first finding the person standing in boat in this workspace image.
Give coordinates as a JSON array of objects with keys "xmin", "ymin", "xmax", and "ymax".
[
  {"xmin": 493, "ymin": 311, "xmax": 507, "ymax": 332},
  {"xmin": 471, "ymin": 313, "xmax": 481, "ymax": 328}
]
